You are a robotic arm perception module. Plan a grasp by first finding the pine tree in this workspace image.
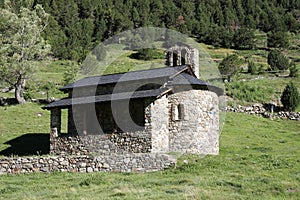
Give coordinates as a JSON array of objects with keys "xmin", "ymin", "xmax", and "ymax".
[
  {"xmin": 267, "ymin": 31, "xmax": 289, "ymax": 49},
  {"xmin": 281, "ymin": 82, "xmax": 299, "ymax": 111},
  {"xmin": 267, "ymin": 49, "xmax": 289, "ymax": 71},
  {"xmin": 218, "ymin": 54, "xmax": 243, "ymax": 82},
  {"xmin": 43, "ymin": 16, "xmax": 68, "ymax": 59},
  {"xmin": 233, "ymin": 28, "xmax": 255, "ymax": 49},
  {"xmin": 0, "ymin": 3, "xmax": 51, "ymax": 104}
]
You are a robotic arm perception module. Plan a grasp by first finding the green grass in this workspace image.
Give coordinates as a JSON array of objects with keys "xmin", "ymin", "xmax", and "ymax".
[
  {"xmin": 200, "ymin": 43, "xmax": 235, "ymax": 61},
  {"xmin": 101, "ymin": 50, "xmax": 165, "ymax": 75},
  {"xmin": 0, "ymin": 40, "xmax": 299, "ymax": 198},
  {"xmin": 0, "ymin": 103, "xmax": 67, "ymax": 154},
  {"xmin": 0, "ymin": 112, "xmax": 299, "ymax": 199},
  {"xmin": 226, "ymin": 75, "xmax": 300, "ymax": 104}
]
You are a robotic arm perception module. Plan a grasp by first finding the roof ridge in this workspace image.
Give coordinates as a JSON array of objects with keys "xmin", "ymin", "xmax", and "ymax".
[
  {"xmin": 60, "ymin": 65, "xmax": 190, "ymax": 91},
  {"xmin": 80, "ymin": 65, "xmax": 188, "ymax": 79}
]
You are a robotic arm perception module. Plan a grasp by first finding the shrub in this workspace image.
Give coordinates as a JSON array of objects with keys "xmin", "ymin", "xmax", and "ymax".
[
  {"xmin": 281, "ymin": 82, "xmax": 299, "ymax": 111},
  {"xmin": 248, "ymin": 61, "xmax": 258, "ymax": 75},
  {"xmin": 258, "ymin": 64, "xmax": 266, "ymax": 75},
  {"xmin": 130, "ymin": 48, "xmax": 164, "ymax": 61},
  {"xmin": 289, "ymin": 62, "xmax": 299, "ymax": 77},
  {"xmin": 41, "ymin": 82, "xmax": 57, "ymax": 100}
]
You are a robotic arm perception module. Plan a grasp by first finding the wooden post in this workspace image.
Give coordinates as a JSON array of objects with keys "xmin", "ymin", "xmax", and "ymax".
[
  {"xmin": 50, "ymin": 108, "xmax": 61, "ymax": 154},
  {"xmin": 83, "ymin": 109, "xmax": 87, "ymax": 135},
  {"xmin": 50, "ymin": 108, "xmax": 61, "ymax": 135}
]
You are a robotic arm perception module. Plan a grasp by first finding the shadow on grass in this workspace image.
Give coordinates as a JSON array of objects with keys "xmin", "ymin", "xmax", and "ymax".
[{"xmin": 0, "ymin": 133, "xmax": 49, "ymax": 156}]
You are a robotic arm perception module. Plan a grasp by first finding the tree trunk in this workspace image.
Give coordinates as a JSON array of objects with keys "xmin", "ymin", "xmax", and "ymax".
[{"xmin": 15, "ymin": 79, "xmax": 26, "ymax": 104}]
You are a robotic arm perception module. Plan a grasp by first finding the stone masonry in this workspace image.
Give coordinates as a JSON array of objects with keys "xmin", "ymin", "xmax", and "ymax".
[
  {"xmin": 38, "ymin": 45, "xmax": 222, "ymax": 174},
  {"xmin": 49, "ymin": 89, "xmax": 219, "ymax": 156},
  {"xmin": 166, "ymin": 46, "xmax": 199, "ymax": 78},
  {"xmin": 0, "ymin": 154, "xmax": 176, "ymax": 174},
  {"xmin": 168, "ymin": 90, "xmax": 219, "ymax": 155}
]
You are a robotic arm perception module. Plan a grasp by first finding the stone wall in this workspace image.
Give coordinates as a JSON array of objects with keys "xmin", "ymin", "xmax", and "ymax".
[
  {"xmin": 168, "ymin": 90, "xmax": 219, "ymax": 155},
  {"xmin": 50, "ymin": 131, "xmax": 151, "ymax": 156},
  {"xmin": 149, "ymin": 96, "xmax": 170, "ymax": 153},
  {"xmin": 50, "ymin": 134, "xmax": 88, "ymax": 155},
  {"xmin": 225, "ymin": 104, "xmax": 300, "ymax": 120},
  {"xmin": 0, "ymin": 153, "xmax": 176, "ymax": 174}
]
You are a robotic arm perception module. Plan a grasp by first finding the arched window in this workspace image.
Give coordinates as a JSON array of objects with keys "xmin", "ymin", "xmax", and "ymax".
[
  {"xmin": 181, "ymin": 49, "xmax": 187, "ymax": 65},
  {"xmin": 173, "ymin": 52, "xmax": 178, "ymax": 66}
]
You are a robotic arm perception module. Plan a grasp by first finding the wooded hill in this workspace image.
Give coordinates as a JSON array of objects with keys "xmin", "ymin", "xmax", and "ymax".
[{"xmin": 1, "ymin": 0, "xmax": 299, "ymax": 61}]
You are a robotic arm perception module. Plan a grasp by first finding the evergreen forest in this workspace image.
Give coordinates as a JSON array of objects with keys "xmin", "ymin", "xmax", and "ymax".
[{"xmin": 1, "ymin": 0, "xmax": 299, "ymax": 61}]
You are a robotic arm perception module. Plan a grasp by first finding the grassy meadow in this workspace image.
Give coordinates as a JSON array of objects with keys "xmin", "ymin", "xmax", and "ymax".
[
  {"xmin": 0, "ymin": 111, "xmax": 299, "ymax": 199},
  {"xmin": 0, "ymin": 40, "xmax": 299, "ymax": 199}
]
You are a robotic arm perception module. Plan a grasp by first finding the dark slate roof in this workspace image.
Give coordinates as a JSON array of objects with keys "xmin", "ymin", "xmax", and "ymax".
[
  {"xmin": 171, "ymin": 73, "xmax": 224, "ymax": 96},
  {"xmin": 44, "ymin": 65, "xmax": 223, "ymax": 110},
  {"xmin": 43, "ymin": 88, "xmax": 170, "ymax": 109},
  {"xmin": 61, "ymin": 65, "xmax": 189, "ymax": 91},
  {"xmin": 172, "ymin": 73, "xmax": 207, "ymax": 85}
]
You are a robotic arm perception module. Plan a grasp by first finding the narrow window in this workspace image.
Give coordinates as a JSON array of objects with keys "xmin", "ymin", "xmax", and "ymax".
[
  {"xmin": 173, "ymin": 104, "xmax": 184, "ymax": 121},
  {"xmin": 181, "ymin": 49, "xmax": 187, "ymax": 65},
  {"xmin": 178, "ymin": 104, "xmax": 184, "ymax": 120},
  {"xmin": 173, "ymin": 53, "xmax": 178, "ymax": 66}
]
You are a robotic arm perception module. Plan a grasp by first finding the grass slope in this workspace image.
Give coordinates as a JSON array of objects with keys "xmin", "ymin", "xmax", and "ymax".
[
  {"xmin": 0, "ymin": 103, "xmax": 67, "ymax": 155},
  {"xmin": 0, "ymin": 38, "xmax": 299, "ymax": 199},
  {"xmin": 0, "ymin": 112, "xmax": 299, "ymax": 199}
]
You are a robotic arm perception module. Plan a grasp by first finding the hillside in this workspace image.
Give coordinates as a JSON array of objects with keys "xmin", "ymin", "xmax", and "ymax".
[
  {"xmin": 0, "ymin": 41, "xmax": 299, "ymax": 198},
  {"xmin": 1, "ymin": 0, "xmax": 299, "ymax": 61},
  {"xmin": 0, "ymin": 1, "xmax": 299, "ymax": 198}
]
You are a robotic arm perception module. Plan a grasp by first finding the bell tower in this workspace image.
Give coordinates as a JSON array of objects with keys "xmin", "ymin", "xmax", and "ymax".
[{"xmin": 166, "ymin": 45, "xmax": 199, "ymax": 78}]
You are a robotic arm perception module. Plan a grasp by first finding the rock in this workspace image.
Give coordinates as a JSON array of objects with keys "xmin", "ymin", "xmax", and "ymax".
[
  {"xmin": 79, "ymin": 162, "xmax": 86, "ymax": 168},
  {"xmin": 246, "ymin": 107, "xmax": 253, "ymax": 111},
  {"xmin": 33, "ymin": 168, "xmax": 40, "ymax": 172},
  {"xmin": 24, "ymin": 164, "xmax": 33, "ymax": 169},
  {"xmin": 123, "ymin": 158, "xmax": 130, "ymax": 164},
  {"xmin": 79, "ymin": 168, "xmax": 86, "ymax": 172},
  {"xmin": 61, "ymin": 161, "xmax": 69, "ymax": 166},
  {"xmin": 87, "ymin": 167, "xmax": 93, "ymax": 173},
  {"xmin": 102, "ymin": 163, "xmax": 109, "ymax": 169},
  {"xmin": 226, "ymin": 105, "xmax": 300, "ymax": 121},
  {"xmin": 13, "ymin": 167, "xmax": 20, "ymax": 174}
]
